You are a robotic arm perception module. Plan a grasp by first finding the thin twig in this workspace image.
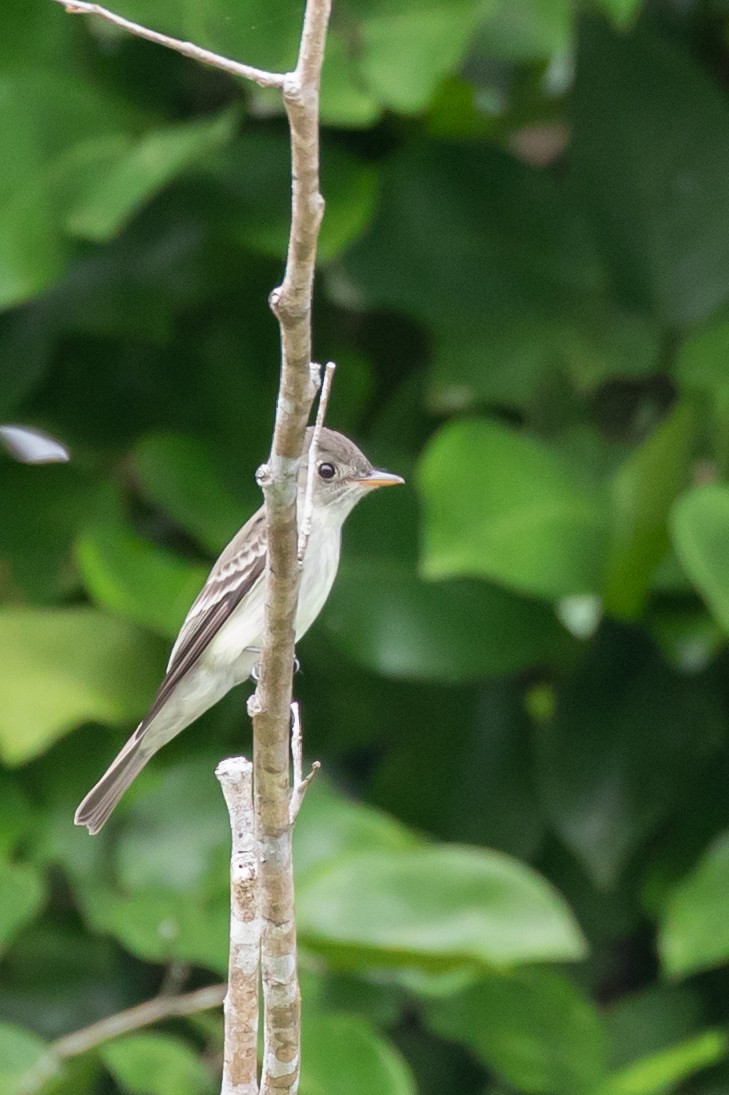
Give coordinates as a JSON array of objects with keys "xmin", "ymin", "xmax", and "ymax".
[
  {"xmin": 289, "ymin": 703, "xmax": 320, "ymax": 824},
  {"xmin": 55, "ymin": 983, "xmax": 227, "ymax": 1058},
  {"xmin": 298, "ymin": 361, "xmax": 336, "ymax": 563},
  {"xmin": 50, "ymin": 0, "xmax": 286, "ymax": 88},
  {"xmin": 290, "ymin": 702, "xmax": 304, "ymax": 793},
  {"xmin": 216, "ymin": 757, "xmax": 260, "ymax": 1095},
  {"xmin": 19, "ymin": 984, "xmax": 227, "ymax": 1094}
]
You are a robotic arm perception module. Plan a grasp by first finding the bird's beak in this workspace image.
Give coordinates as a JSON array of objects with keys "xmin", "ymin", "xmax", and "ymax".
[{"xmin": 356, "ymin": 469, "xmax": 405, "ymax": 489}]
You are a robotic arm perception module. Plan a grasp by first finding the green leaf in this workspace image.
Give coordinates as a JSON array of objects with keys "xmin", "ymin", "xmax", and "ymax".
[
  {"xmin": 606, "ymin": 985, "xmax": 705, "ymax": 1073},
  {"xmin": 301, "ymin": 1013, "xmax": 416, "ymax": 1095},
  {"xmin": 115, "ymin": 753, "xmax": 238, "ymax": 893},
  {"xmin": 337, "ymin": 0, "xmax": 485, "ymax": 114},
  {"xmin": 0, "ymin": 777, "xmax": 33, "ymax": 858},
  {"xmin": 0, "ymin": 921, "xmax": 134, "ymax": 1049},
  {"xmin": 0, "ymin": 1022, "xmax": 48, "ymax": 1095},
  {"xmin": 573, "ymin": 20, "xmax": 729, "ymax": 324},
  {"xmin": 0, "ymin": 608, "xmax": 163, "ymax": 764},
  {"xmin": 660, "ymin": 831, "xmax": 729, "ymax": 978},
  {"xmin": 472, "ymin": 0, "xmax": 572, "ymax": 61},
  {"xmin": 319, "ymin": 35, "xmax": 381, "ymax": 127},
  {"xmin": 0, "ymin": 861, "xmax": 46, "ymax": 955},
  {"xmin": 422, "ymin": 969, "xmax": 607, "ymax": 1094},
  {"xmin": 649, "ymin": 602, "xmax": 725, "ymax": 674},
  {"xmin": 342, "ymin": 142, "xmax": 595, "ymax": 326},
  {"xmin": 371, "ymin": 679, "xmax": 545, "ymax": 859},
  {"xmin": 0, "ymin": 463, "xmax": 98, "ymax": 603},
  {"xmin": 77, "ymin": 515, "xmax": 208, "ymax": 640},
  {"xmin": 603, "ymin": 403, "xmax": 695, "ymax": 618},
  {"xmin": 209, "ymin": 135, "xmax": 379, "ymax": 263},
  {"xmin": 324, "ymin": 558, "xmax": 570, "ymax": 681},
  {"xmin": 675, "ymin": 318, "xmax": 729, "ymax": 396},
  {"xmin": 0, "ymin": 308, "xmax": 55, "ymax": 419},
  {"xmin": 66, "ymin": 109, "xmax": 237, "ymax": 242},
  {"xmin": 675, "ymin": 321, "xmax": 729, "ymax": 478},
  {"xmin": 0, "ymin": 70, "xmax": 138, "ymax": 307},
  {"xmin": 100, "ymin": 1033, "xmax": 212, "ymax": 1095},
  {"xmin": 297, "ymin": 845, "xmax": 586, "ymax": 971},
  {"xmin": 418, "ymin": 418, "xmax": 608, "ymax": 600},
  {"xmin": 293, "ymin": 779, "xmax": 419, "ymax": 881},
  {"xmin": 132, "ymin": 432, "xmax": 247, "ymax": 555},
  {"xmin": 76, "ymin": 880, "xmax": 228, "ymax": 975},
  {"xmin": 1, "ymin": 0, "xmax": 77, "ymax": 69},
  {"xmin": 428, "ymin": 305, "xmax": 659, "ymax": 415},
  {"xmin": 26, "ymin": 1055, "xmax": 101, "ymax": 1095},
  {"xmin": 671, "ymin": 485, "xmax": 729, "ymax": 634},
  {"xmin": 539, "ymin": 627, "xmax": 725, "ymax": 888},
  {"xmin": 596, "ymin": 0, "xmax": 643, "ymax": 28},
  {"xmin": 592, "ymin": 1030, "xmax": 728, "ymax": 1095}
]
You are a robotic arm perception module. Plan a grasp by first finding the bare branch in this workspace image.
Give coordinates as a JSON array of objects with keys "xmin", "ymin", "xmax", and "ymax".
[
  {"xmin": 18, "ymin": 983, "xmax": 227, "ymax": 1093},
  {"xmin": 298, "ymin": 361, "xmax": 336, "ymax": 562},
  {"xmin": 290, "ymin": 702, "xmax": 304, "ymax": 794},
  {"xmin": 50, "ymin": 0, "xmax": 286, "ymax": 88},
  {"xmin": 251, "ymin": 0, "xmax": 333, "ymax": 1091},
  {"xmin": 216, "ymin": 757, "xmax": 260, "ymax": 1095},
  {"xmin": 289, "ymin": 703, "xmax": 320, "ymax": 824},
  {"xmin": 53, "ymin": 983, "xmax": 227, "ymax": 1059}
]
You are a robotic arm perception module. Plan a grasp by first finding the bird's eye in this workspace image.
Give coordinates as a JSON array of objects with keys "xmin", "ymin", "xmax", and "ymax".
[{"xmin": 318, "ymin": 462, "xmax": 336, "ymax": 480}]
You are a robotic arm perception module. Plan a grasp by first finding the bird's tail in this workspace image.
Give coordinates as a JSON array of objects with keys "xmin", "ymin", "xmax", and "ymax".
[{"xmin": 74, "ymin": 730, "xmax": 150, "ymax": 835}]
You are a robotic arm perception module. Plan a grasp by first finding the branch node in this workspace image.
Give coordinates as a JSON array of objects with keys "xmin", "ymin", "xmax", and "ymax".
[
  {"xmin": 309, "ymin": 361, "xmax": 323, "ymax": 400},
  {"xmin": 247, "ymin": 693, "xmax": 263, "ymax": 718},
  {"xmin": 312, "ymin": 193, "xmax": 325, "ymax": 223},
  {"xmin": 282, "ymin": 71, "xmax": 303, "ymax": 104},
  {"xmin": 256, "ymin": 462, "xmax": 273, "ymax": 488}
]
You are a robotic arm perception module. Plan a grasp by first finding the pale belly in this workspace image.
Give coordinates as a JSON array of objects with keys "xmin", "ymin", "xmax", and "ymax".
[{"xmin": 203, "ymin": 523, "xmax": 341, "ymax": 682}]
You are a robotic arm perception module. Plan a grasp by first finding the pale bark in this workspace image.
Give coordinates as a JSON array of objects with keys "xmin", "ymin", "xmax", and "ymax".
[
  {"xmin": 217, "ymin": 758, "xmax": 260, "ymax": 1095},
  {"xmin": 250, "ymin": 4, "xmax": 333, "ymax": 1086},
  {"xmin": 53, "ymin": 1, "xmax": 334, "ymax": 1091}
]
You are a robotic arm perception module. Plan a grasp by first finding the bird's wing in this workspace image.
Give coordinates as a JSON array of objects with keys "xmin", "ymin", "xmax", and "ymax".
[{"xmin": 139, "ymin": 508, "xmax": 267, "ymax": 734}]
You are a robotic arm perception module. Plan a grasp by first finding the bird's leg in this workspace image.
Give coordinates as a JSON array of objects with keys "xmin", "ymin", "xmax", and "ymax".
[
  {"xmin": 247, "ymin": 648, "xmax": 300, "ymax": 682},
  {"xmin": 247, "ymin": 647, "xmax": 262, "ymax": 682}
]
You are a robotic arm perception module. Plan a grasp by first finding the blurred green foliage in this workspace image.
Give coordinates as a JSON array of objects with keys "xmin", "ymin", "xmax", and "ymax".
[{"xmin": 4, "ymin": 0, "xmax": 729, "ymax": 1092}]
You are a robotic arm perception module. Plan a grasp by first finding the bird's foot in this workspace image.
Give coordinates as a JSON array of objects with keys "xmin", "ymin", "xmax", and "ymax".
[{"xmin": 247, "ymin": 649, "xmax": 300, "ymax": 682}]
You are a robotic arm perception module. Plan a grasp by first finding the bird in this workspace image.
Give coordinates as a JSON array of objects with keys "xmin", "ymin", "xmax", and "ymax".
[{"xmin": 75, "ymin": 427, "xmax": 404, "ymax": 834}]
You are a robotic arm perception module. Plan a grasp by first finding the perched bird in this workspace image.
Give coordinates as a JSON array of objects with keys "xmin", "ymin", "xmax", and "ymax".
[{"xmin": 75, "ymin": 427, "xmax": 403, "ymax": 834}]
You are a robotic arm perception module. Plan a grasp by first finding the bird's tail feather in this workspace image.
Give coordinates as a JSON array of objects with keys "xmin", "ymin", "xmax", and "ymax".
[{"xmin": 74, "ymin": 731, "xmax": 150, "ymax": 835}]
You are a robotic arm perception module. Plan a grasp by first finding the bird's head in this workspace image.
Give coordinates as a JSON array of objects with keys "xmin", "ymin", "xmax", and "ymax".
[{"xmin": 302, "ymin": 426, "xmax": 404, "ymax": 524}]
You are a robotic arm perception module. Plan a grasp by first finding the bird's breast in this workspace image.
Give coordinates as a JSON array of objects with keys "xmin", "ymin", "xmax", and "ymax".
[
  {"xmin": 295, "ymin": 525, "xmax": 341, "ymax": 640},
  {"xmin": 203, "ymin": 524, "xmax": 341, "ymax": 678}
]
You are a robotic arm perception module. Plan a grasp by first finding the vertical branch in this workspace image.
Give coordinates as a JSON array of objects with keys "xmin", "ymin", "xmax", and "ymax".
[
  {"xmin": 250, "ymin": 1, "xmax": 332, "ymax": 1092},
  {"xmin": 52, "ymin": 2, "xmax": 334, "ymax": 1091},
  {"xmin": 216, "ymin": 758, "xmax": 259, "ymax": 1095}
]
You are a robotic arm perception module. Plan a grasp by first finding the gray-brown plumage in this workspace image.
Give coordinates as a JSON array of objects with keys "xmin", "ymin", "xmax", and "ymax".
[{"xmin": 75, "ymin": 428, "xmax": 403, "ymax": 833}]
